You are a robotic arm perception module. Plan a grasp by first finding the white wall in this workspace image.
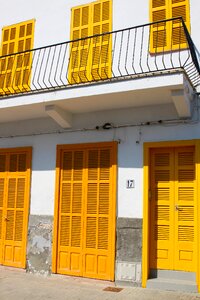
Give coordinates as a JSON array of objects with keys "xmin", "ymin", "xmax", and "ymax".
[
  {"xmin": 0, "ymin": 0, "xmax": 199, "ymax": 48},
  {"xmin": 0, "ymin": 103, "xmax": 199, "ymax": 219},
  {"xmin": 0, "ymin": 0, "xmax": 199, "ymax": 219}
]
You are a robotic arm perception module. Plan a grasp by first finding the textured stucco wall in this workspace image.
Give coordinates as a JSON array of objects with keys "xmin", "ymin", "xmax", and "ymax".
[
  {"xmin": 116, "ymin": 218, "xmax": 142, "ymax": 262},
  {"xmin": 27, "ymin": 215, "xmax": 53, "ymax": 275}
]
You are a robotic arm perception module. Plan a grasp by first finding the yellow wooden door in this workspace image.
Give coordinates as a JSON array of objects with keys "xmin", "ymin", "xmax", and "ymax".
[
  {"xmin": 0, "ymin": 149, "xmax": 31, "ymax": 268},
  {"xmin": 150, "ymin": 146, "xmax": 196, "ymax": 271},
  {"xmin": 55, "ymin": 142, "xmax": 116, "ymax": 281}
]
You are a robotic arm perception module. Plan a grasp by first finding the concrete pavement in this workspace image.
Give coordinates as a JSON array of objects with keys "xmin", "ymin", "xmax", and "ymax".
[{"xmin": 0, "ymin": 267, "xmax": 200, "ymax": 300}]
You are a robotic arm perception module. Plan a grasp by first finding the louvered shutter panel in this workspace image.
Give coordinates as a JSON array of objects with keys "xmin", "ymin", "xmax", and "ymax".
[
  {"xmin": 91, "ymin": 0, "xmax": 112, "ymax": 80},
  {"xmin": 150, "ymin": 0, "xmax": 170, "ymax": 52},
  {"xmin": 58, "ymin": 150, "xmax": 84, "ymax": 276},
  {"xmin": 15, "ymin": 21, "xmax": 34, "ymax": 92},
  {"xmin": 0, "ymin": 26, "xmax": 16, "ymax": 94},
  {"xmin": 150, "ymin": 148, "xmax": 174, "ymax": 269},
  {"xmin": 69, "ymin": 5, "xmax": 91, "ymax": 84},
  {"xmin": 171, "ymin": 0, "xmax": 190, "ymax": 49},
  {"xmin": 83, "ymin": 147, "xmax": 113, "ymax": 280},
  {"xmin": 3, "ymin": 152, "xmax": 29, "ymax": 268},
  {"xmin": 0, "ymin": 21, "xmax": 34, "ymax": 95},
  {"xmin": 150, "ymin": 146, "xmax": 196, "ymax": 272},
  {"xmin": 0, "ymin": 155, "xmax": 6, "ymax": 264},
  {"xmin": 174, "ymin": 147, "xmax": 196, "ymax": 271},
  {"xmin": 56, "ymin": 143, "xmax": 116, "ymax": 280}
]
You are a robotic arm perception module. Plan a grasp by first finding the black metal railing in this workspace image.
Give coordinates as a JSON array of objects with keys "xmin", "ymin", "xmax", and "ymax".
[{"xmin": 0, "ymin": 18, "xmax": 200, "ymax": 98}]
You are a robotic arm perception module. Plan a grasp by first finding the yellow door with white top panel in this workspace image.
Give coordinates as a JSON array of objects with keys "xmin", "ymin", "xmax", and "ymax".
[{"xmin": 150, "ymin": 146, "xmax": 196, "ymax": 271}]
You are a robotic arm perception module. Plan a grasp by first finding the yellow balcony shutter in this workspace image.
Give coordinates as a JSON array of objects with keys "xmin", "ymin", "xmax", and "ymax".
[
  {"xmin": 91, "ymin": 0, "xmax": 112, "ymax": 80},
  {"xmin": 69, "ymin": 5, "xmax": 91, "ymax": 84},
  {"xmin": 69, "ymin": 0, "xmax": 112, "ymax": 84},
  {"xmin": 150, "ymin": 0, "xmax": 190, "ymax": 52},
  {"xmin": 0, "ymin": 20, "xmax": 34, "ymax": 95},
  {"xmin": 150, "ymin": 0, "xmax": 170, "ymax": 52},
  {"xmin": 171, "ymin": 0, "xmax": 190, "ymax": 49},
  {"xmin": 15, "ymin": 21, "xmax": 34, "ymax": 92}
]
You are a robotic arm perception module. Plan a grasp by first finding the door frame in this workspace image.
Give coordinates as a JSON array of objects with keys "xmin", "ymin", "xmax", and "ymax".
[
  {"xmin": 52, "ymin": 141, "xmax": 117, "ymax": 280},
  {"xmin": 142, "ymin": 140, "xmax": 200, "ymax": 292},
  {"xmin": 0, "ymin": 147, "xmax": 32, "ymax": 268}
]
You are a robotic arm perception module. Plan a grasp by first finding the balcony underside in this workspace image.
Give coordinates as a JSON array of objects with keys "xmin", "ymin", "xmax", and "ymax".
[{"xmin": 0, "ymin": 73, "xmax": 193, "ymax": 125}]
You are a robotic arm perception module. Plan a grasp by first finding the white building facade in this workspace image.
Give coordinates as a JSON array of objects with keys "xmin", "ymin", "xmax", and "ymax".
[{"xmin": 0, "ymin": 0, "xmax": 200, "ymax": 292}]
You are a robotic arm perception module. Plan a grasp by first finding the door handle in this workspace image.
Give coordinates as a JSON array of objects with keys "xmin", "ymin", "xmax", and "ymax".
[
  {"xmin": 175, "ymin": 205, "xmax": 179, "ymax": 211},
  {"xmin": 4, "ymin": 216, "xmax": 8, "ymax": 221}
]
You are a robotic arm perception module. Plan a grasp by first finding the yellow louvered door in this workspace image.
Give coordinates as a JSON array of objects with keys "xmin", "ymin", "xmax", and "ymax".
[
  {"xmin": 83, "ymin": 147, "xmax": 114, "ymax": 280},
  {"xmin": 171, "ymin": 0, "xmax": 190, "ymax": 50},
  {"xmin": 56, "ymin": 142, "xmax": 116, "ymax": 280},
  {"xmin": 3, "ymin": 152, "xmax": 31, "ymax": 268},
  {"xmin": 174, "ymin": 147, "xmax": 196, "ymax": 271},
  {"xmin": 69, "ymin": 5, "xmax": 91, "ymax": 84},
  {"xmin": 150, "ymin": 148, "xmax": 174, "ymax": 269},
  {"xmin": 150, "ymin": 146, "xmax": 196, "ymax": 272},
  {"xmin": 0, "ymin": 154, "xmax": 7, "ymax": 264},
  {"xmin": 57, "ymin": 150, "xmax": 84, "ymax": 276},
  {"xmin": 150, "ymin": 0, "xmax": 170, "ymax": 52},
  {"xmin": 91, "ymin": 0, "xmax": 112, "ymax": 81}
]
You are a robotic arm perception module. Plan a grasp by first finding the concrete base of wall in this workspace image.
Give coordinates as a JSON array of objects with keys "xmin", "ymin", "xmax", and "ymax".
[
  {"xmin": 27, "ymin": 215, "xmax": 53, "ymax": 275},
  {"xmin": 26, "ymin": 215, "xmax": 142, "ymax": 283},
  {"xmin": 115, "ymin": 261, "xmax": 142, "ymax": 286},
  {"xmin": 115, "ymin": 218, "xmax": 142, "ymax": 285}
]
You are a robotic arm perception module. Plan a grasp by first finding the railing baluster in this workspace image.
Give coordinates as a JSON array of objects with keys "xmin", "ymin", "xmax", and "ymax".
[
  {"xmin": 0, "ymin": 17, "xmax": 199, "ymax": 98},
  {"xmin": 131, "ymin": 28, "xmax": 137, "ymax": 75},
  {"xmin": 124, "ymin": 29, "xmax": 130, "ymax": 76}
]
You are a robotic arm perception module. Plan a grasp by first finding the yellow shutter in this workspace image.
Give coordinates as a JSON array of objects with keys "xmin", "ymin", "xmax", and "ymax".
[
  {"xmin": 55, "ymin": 142, "xmax": 116, "ymax": 281},
  {"xmin": 0, "ymin": 154, "xmax": 6, "ymax": 265},
  {"xmin": 69, "ymin": 5, "xmax": 91, "ymax": 84},
  {"xmin": 83, "ymin": 147, "xmax": 112, "ymax": 279},
  {"xmin": 69, "ymin": 0, "xmax": 112, "ymax": 84},
  {"xmin": 150, "ymin": 148, "xmax": 174, "ymax": 269},
  {"xmin": 91, "ymin": 0, "xmax": 112, "ymax": 80},
  {"xmin": 171, "ymin": 0, "xmax": 190, "ymax": 49},
  {"xmin": 57, "ymin": 150, "xmax": 84, "ymax": 275},
  {"xmin": 0, "ymin": 20, "xmax": 34, "ymax": 95},
  {"xmin": 174, "ymin": 147, "xmax": 196, "ymax": 271},
  {"xmin": 150, "ymin": 0, "xmax": 170, "ymax": 52},
  {"xmin": 150, "ymin": 0, "xmax": 190, "ymax": 52},
  {"xmin": 0, "ymin": 26, "xmax": 16, "ymax": 94}
]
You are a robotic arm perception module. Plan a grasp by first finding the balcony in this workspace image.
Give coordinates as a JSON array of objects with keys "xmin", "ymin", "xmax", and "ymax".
[{"xmin": 0, "ymin": 18, "xmax": 200, "ymax": 124}]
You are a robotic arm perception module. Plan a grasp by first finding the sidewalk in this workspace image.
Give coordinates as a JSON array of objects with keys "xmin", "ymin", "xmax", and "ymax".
[{"xmin": 0, "ymin": 267, "xmax": 200, "ymax": 300}]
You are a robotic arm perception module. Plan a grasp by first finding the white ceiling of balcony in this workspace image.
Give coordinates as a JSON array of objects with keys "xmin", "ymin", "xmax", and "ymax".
[{"xmin": 0, "ymin": 73, "xmax": 192, "ymax": 123}]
